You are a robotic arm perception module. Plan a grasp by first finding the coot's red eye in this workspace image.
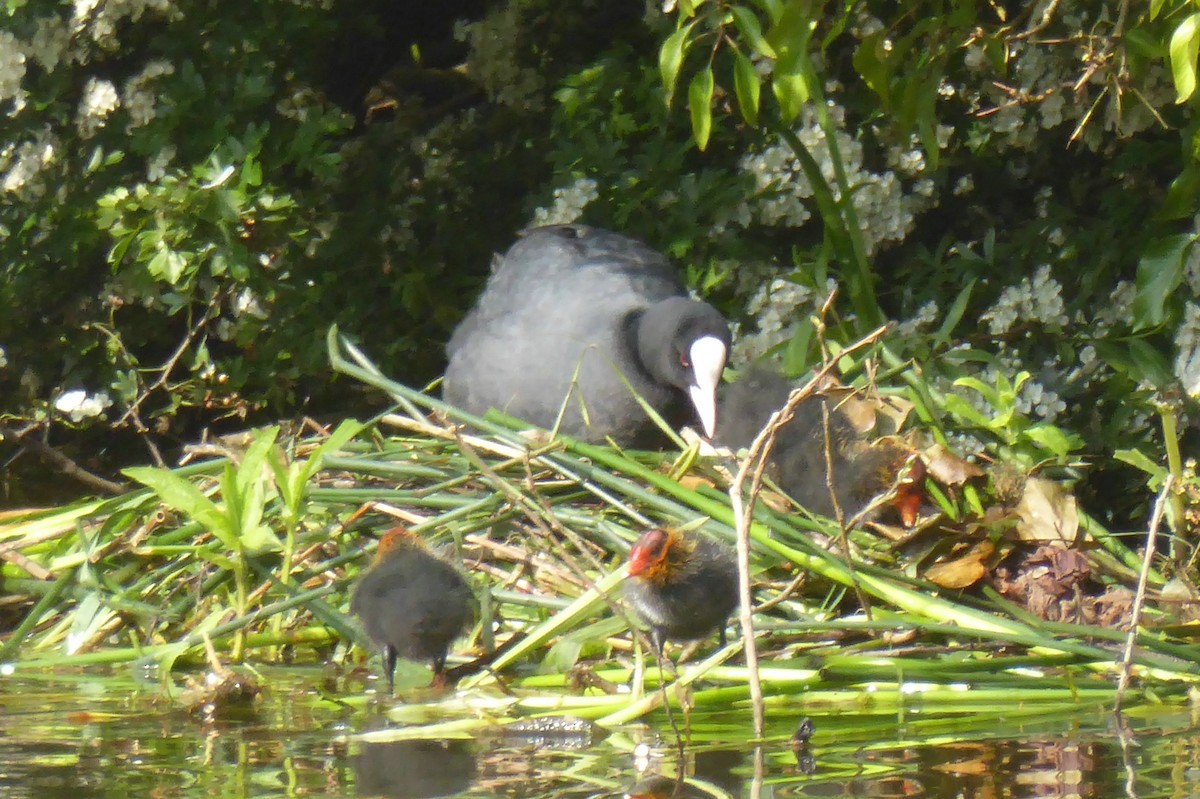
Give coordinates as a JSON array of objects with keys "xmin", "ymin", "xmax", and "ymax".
[{"xmin": 680, "ymin": 353, "xmax": 690, "ymax": 368}]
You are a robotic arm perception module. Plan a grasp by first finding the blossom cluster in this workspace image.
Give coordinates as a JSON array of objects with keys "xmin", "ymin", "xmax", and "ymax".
[
  {"xmin": 456, "ymin": 2, "xmax": 546, "ymax": 112},
  {"xmin": 980, "ymin": 265, "xmax": 1068, "ymax": 335},
  {"xmin": 960, "ymin": 30, "xmax": 1175, "ymax": 152},
  {"xmin": 731, "ymin": 102, "xmax": 939, "ymax": 258},
  {"xmin": 54, "ymin": 389, "xmax": 113, "ymax": 422},
  {"xmin": 531, "ymin": 177, "xmax": 600, "ymax": 227},
  {"xmin": 123, "ymin": 60, "xmax": 175, "ymax": 131},
  {"xmin": 1175, "ymin": 303, "xmax": 1200, "ymax": 399},
  {"xmin": 730, "ymin": 275, "xmax": 837, "ymax": 366}
]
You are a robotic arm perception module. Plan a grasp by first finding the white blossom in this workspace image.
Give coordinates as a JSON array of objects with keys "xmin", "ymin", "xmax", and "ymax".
[
  {"xmin": 0, "ymin": 32, "xmax": 27, "ymax": 105},
  {"xmin": 531, "ymin": 177, "xmax": 599, "ymax": 226},
  {"xmin": 731, "ymin": 275, "xmax": 836, "ymax": 365},
  {"xmin": 123, "ymin": 60, "xmax": 174, "ymax": 130},
  {"xmin": 981, "ymin": 264, "xmax": 1068, "ymax": 334},
  {"xmin": 233, "ymin": 288, "xmax": 268, "ymax": 319},
  {"xmin": 27, "ymin": 16, "xmax": 70, "ymax": 71},
  {"xmin": 55, "ymin": 389, "xmax": 113, "ymax": 422},
  {"xmin": 1, "ymin": 129, "xmax": 57, "ymax": 198},
  {"xmin": 895, "ymin": 300, "xmax": 939, "ymax": 338},
  {"xmin": 736, "ymin": 104, "xmax": 934, "ymax": 257},
  {"xmin": 76, "ymin": 77, "xmax": 120, "ymax": 138},
  {"xmin": 1175, "ymin": 302, "xmax": 1200, "ymax": 398},
  {"xmin": 146, "ymin": 144, "xmax": 175, "ymax": 181}
]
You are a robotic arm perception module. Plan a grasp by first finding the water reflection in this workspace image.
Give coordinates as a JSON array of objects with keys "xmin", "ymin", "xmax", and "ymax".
[
  {"xmin": 355, "ymin": 739, "xmax": 475, "ymax": 798},
  {"xmin": 1, "ymin": 667, "xmax": 1200, "ymax": 798}
]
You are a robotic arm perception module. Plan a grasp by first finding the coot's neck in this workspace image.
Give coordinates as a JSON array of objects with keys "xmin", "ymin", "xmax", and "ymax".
[{"xmin": 620, "ymin": 309, "xmax": 662, "ymax": 384}]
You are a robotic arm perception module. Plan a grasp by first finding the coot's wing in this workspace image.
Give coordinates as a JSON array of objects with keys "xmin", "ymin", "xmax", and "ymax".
[{"xmin": 443, "ymin": 226, "xmax": 687, "ymax": 435}]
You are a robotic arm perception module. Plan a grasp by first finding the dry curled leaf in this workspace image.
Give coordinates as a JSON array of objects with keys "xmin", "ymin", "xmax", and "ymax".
[
  {"xmin": 922, "ymin": 443, "xmax": 985, "ymax": 486},
  {"xmin": 925, "ymin": 540, "xmax": 995, "ymax": 589},
  {"xmin": 1015, "ymin": 477, "xmax": 1078, "ymax": 543}
]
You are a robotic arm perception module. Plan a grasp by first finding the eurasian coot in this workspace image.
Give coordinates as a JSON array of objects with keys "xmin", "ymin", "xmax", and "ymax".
[
  {"xmin": 350, "ymin": 527, "xmax": 474, "ymax": 693},
  {"xmin": 718, "ymin": 368, "xmax": 923, "ymax": 523},
  {"xmin": 444, "ymin": 225, "xmax": 730, "ymax": 444},
  {"xmin": 624, "ymin": 527, "xmax": 738, "ymax": 655}
]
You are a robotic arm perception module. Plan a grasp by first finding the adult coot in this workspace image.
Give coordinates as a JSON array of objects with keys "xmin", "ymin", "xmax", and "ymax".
[
  {"xmin": 351, "ymin": 527, "xmax": 474, "ymax": 693},
  {"xmin": 444, "ymin": 225, "xmax": 730, "ymax": 444},
  {"xmin": 718, "ymin": 368, "xmax": 923, "ymax": 523},
  {"xmin": 624, "ymin": 527, "xmax": 738, "ymax": 655}
]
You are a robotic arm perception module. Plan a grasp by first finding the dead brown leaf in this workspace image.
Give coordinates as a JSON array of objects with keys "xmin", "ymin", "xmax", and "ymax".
[
  {"xmin": 923, "ymin": 443, "xmax": 986, "ymax": 486},
  {"xmin": 1015, "ymin": 477, "xmax": 1078, "ymax": 543},
  {"xmin": 925, "ymin": 540, "xmax": 996, "ymax": 589},
  {"xmin": 677, "ymin": 473, "xmax": 717, "ymax": 493}
]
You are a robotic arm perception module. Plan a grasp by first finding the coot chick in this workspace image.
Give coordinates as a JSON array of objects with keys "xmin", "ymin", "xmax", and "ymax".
[
  {"xmin": 444, "ymin": 225, "xmax": 730, "ymax": 445},
  {"xmin": 350, "ymin": 527, "xmax": 474, "ymax": 693},
  {"xmin": 718, "ymin": 369, "xmax": 923, "ymax": 523},
  {"xmin": 624, "ymin": 527, "xmax": 738, "ymax": 655}
]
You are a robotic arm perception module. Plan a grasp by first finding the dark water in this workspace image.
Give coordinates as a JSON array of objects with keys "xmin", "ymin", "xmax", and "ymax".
[{"xmin": 0, "ymin": 666, "xmax": 1198, "ymax": 798}]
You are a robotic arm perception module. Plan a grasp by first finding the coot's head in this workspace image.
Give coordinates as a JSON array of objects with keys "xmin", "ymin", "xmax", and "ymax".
[
  {"xmin": 637, "ymin": 297, "xmax": 730, "ymax": 438},
  {"xmin": 628, "ymin": 527, "xmax": 695, "ymax": 586}
]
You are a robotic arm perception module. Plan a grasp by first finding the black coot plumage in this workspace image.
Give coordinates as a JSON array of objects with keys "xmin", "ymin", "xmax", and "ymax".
[
  {"xmin": 718, "ymin": 369, "xmax": 923, "ymax": 522},
  {"xmin": 351, "ymin": 527, "xmax": 474, "ymax": 693},
  {"xmin": 624, "ymin": 527, "xmax": 739, "ymax": 655},
  {"xmin": 444, "ymin": 225, "xmax": 730, "ymax": 444}
]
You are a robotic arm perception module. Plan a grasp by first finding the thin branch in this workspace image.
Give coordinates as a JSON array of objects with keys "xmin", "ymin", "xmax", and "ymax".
[
  {"xmin": 728, "ymin": 322, "xmax": 890, "ymax": 739},
  {"xmin": 0, "ymin": 424, "xmax": 126, "ymax": 495},
  {"xmin": 1114, "ymin": 473, "xmax": 1171, "ymax": 712}
]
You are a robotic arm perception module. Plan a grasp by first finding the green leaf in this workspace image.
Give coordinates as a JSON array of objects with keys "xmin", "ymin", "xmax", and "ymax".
[
  {"xmin": 1093, "ymin": 339, "xmax": 1177, "ymax": 388},
  {"xmin": 1132, "ymin": 233, "xmax": 1191, "ymax": 330},
  {"xmin": 932, "ymin": 279, "xmax": 976, "ymax": 349},
  {"xmin": 233, "ymin": 426, "xmax": 279, "ymax": 545},
  {"xmin": 300, "ymin": 419, "xmax": 363, "ymax": 484},
  {"xmin": 771, "ymin": 69, "xmax": 808, "ymax": 122},
  {"xmin": 659, "ymin": 22, "xmax": 697, "ymax": 107},
  {"xmin": 67, "ymin": 594, "xmax": 112, "ymax": 656},
  {"xmin": 750, "ymin": 0, "xmax": 783, "ymax": 24},
  {"xmin": 731, "ymin": 5, "xmax": 776, "ymax": 58},
  {"xmin": 688, "ymin": 66, "xmax": 715, "ymax": 150},
  {"xmin": 240, "ymin": 523, "xmax": 283, "ymax": 555},
  {"xmin": 1169, "ymin": 13, "xmax": 1200, "ymax": 102},
  {"xmin": 852, "ymin": 32, "xmax": 891, "ymax": 102},
  {"xmin": 952, "ymin": 376, "xmax": 997, "ymax": 404},
  {"xmin": 1114, "ymin": 447, "xmax": 1167, "ymax": 480},
  {"xmin": 1021, "ymin": 424, "xmax": 1081, "ymax": 458},
  {"xmin": 942, "ymin": 394, "xmax": 991, "ymax": 428},
  {"xmin": 147, "ymin": 248, "xmax": 186, "ymax": 285},
  {"xmin": 733, "ymin": 52, "xmax": 761, "ymax": 125},
  {"xmin": 1158, "ymin": 164, "xmax": 1200, "ymax": 221},
  {"xmin": 236, "ymin": 426, "xmax": 279, "ymax": 502},
  {"xmin": 123, "ymin": 466, "xmax": 234, "ymax": 547},
  {"xmin": 1124, "ymin": 27, "xmax": 1164, "ymax": 60}
]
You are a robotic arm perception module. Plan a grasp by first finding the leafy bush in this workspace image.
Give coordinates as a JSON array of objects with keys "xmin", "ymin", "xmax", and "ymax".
[{"xmin": 3, "ymin": 0, "xmax": 1200, "ymax": 537}]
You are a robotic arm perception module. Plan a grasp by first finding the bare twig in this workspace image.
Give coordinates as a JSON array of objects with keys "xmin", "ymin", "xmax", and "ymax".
[
  {"xmin": 728, "ymin": 322, "xmax": 890, "ymax": 739},
  {"xmin": 0, "ymin": 425, "xmax": 126, "ymax": 495},
  {"xmin": 1114, "ymin": 473, "xmax": 1171, "ymax": 712}
]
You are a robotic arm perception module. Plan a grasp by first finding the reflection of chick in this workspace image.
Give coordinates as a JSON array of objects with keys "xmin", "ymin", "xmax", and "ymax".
[
  {"xmin": 717, "ymin": 369, "xmax": 923, "ymax": 524},
  {"xmin": 624, "ymin": 528, "xmax": 738, "ymax": 655},
  {"xmin": 355, "ymin": 739, "xmax": 475, "ymax": 799},
  {"xmin": 624, "ymin": 775, "xmax": 722, "ymax": 799},
  {"xmin": 351, "ymin": 527, "xmax": 474, "ymax": 693}
]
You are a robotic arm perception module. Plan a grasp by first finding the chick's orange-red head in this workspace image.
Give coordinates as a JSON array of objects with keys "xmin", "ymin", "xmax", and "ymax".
[
  {"xmin": 628, "ymin": 528, "xmax": 684, "ymax": 581},
  {"xmin": 375, "ymin": 526, "xmax": 424, "ymax": 562}
]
